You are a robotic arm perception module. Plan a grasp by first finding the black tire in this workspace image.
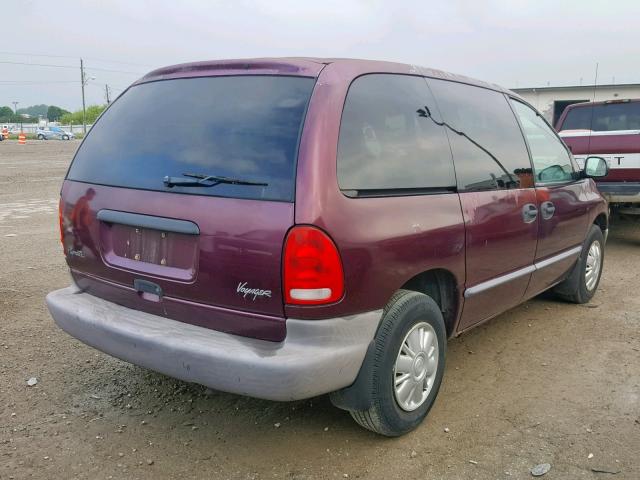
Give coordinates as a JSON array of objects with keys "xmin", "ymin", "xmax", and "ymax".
[
  {"xmin": 37, "ymin": 134, "xmax": 45, "ymax": 140},
  {"xmin": 348, "ymin": 289, "xmax": 446, "ymax": 436},
  {"xmin": 62, "ymin": 135, "xmax": 69, "ymax": 140},
  {"xmin": 553, "ymin": 225, "xmax": 605, "ymax": 303}
]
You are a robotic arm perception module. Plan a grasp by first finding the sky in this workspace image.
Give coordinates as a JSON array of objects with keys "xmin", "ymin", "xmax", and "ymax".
[{"xmin": 2, "ymin": 0, "xmax": 640, "ymax": 111}]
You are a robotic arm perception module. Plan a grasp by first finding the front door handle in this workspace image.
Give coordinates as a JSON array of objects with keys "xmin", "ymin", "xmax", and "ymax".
[
  {"xmin": 540, "ymin": 201, "xmax": 556, "ymax": 220},
  {"xmin": 522, "ymin": 203, "xmax": 538, "ymax": 223}
]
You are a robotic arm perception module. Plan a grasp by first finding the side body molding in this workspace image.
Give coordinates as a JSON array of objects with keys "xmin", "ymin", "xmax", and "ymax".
[{"xmin": 464, "ymin": 246, "xmax": 582, "ymax": 299}]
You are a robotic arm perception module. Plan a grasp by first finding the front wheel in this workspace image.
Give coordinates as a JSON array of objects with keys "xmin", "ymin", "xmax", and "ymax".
[
  {"xmin": 554, "ymin": 225, "xmax": 605, "ymax": 303},
  {"xmin": 348, "ymin": 290, "xmax": 446, "ymax": 436},
  {"xmin": 37, "ymin": 134, "xmax": 45, "ymax": 140},
  {"xmin": 62, "ymin": 135, "xmax": 69, "ymax": 140}
]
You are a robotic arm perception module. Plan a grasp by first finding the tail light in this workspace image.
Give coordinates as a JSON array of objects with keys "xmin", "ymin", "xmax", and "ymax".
[
  {"xmin": 283, "ymin": 226, "xmax": 344, "ymax": 305},
  {"xmin": 58, "ymin": 197, "xmax": 65, "ymax": 253}
]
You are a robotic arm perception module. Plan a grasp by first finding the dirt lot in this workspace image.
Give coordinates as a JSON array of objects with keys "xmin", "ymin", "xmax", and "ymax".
[{"xmin": 1, "ymin": 140, "xmax": 639, "ymax": 480}]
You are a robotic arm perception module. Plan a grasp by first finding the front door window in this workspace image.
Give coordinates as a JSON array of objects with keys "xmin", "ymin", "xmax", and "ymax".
[{"xmin": 511, "ymin": 100, "xmax": 577, "ymax": 185}]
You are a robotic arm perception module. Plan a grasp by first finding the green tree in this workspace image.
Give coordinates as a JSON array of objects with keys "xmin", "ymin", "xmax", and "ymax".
[
  {"xmin": 47, "ymin": 105, "xmax": 70, "ymax": 121},
  {"xmin": 0, "ymin": 106, "xmax": 14, "ymax": 121},
  {"xmin": 60, "ymin": 104, "xmax": 107, "ymax": 125},
  {"xmin": 17, "ymin": 104, "xmax": 49, "ymax": 117}
]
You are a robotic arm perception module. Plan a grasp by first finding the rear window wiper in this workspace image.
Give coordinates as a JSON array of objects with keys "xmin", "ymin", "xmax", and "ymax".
[{"xmin": 163, "ymin": 173, "xmax": 268, "ymax": 188}]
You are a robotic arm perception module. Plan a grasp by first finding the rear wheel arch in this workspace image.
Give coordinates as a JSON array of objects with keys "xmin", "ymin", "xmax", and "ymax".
[{"xmin": 400, "ymin": 268, "xmax": 459, "ymax": 338}]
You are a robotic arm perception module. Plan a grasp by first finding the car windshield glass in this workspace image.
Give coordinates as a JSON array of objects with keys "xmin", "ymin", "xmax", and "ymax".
[
  {"xmin": 561, "ymin": 102, "xmax": 640, "ymax": 131},
  {"xmin": 67, "ymin": 75, "xmax": 315, "ymax": 201}
]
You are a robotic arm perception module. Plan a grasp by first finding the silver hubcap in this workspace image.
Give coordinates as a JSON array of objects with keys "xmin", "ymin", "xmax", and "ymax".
[
  {"xmin": 393, "ymin": 322, "xmax": 438, "ymax": 412},
  {"xmin": 585, "ymin": 240, "xmax": 602, "ymax": 291}
]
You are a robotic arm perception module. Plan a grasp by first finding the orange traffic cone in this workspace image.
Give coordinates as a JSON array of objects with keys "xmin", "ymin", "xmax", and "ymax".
[{"xmin": 18, "ymin": 133, "xmax": 26, "ymax": 145}]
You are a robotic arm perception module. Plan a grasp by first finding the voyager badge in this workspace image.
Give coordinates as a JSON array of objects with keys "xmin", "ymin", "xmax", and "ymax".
[{"xmin": 237, "ymin": 282, "xmax": 272, "ymax": 301}]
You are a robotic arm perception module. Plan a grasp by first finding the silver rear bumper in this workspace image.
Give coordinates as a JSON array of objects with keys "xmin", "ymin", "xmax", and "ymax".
[{"xmin": 46, "ymin": 286, "xmax": 381, "ymax": 401}]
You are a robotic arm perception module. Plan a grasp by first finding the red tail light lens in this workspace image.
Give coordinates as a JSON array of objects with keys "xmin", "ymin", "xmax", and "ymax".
[
  {"xmin": 58, "ymin": 197, "xmax": 65, "ymax": 253},
  {"xmin": 283, "ymin": 226, "xmax": 344, "ymax": 305}
]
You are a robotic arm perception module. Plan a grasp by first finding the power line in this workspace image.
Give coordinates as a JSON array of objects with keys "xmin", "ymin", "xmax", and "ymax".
[
  {"xmin": 85, "ymin": 65, "xmax": 144, "ymax": 75},
  {"xmin": 0, "ymin": 60, "xmax": 144, "ymax": 75},
  {"xmin": 0, "ymin": 50, "xmax": 154, "ymax": 68},
  {"xmin": 0, "ymin": 60, "xmax": 76, "ymax": 69},
  {"xmin": 87, "ymin": 80, "xmax": 128, "ymax": 91},
  {"xmin": 0, "ymin": 50, "xmax": 75, "ymax": 59},
  {"xmin": 87, "ymin": 56, "xmax": 154, "ymax": 68},
  {"xmin": 0, "ymin": 80, "xmax": 79, "ymax": 84}
]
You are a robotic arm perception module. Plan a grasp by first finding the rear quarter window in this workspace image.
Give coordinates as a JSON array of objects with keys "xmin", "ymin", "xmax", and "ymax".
[
  {"xmin": 67, "ymin": 76, "xmax": 315, "ymax": 202},
  {"xmin": 337, "ymin": 74, "xmax": 456, "ymax": 194}
]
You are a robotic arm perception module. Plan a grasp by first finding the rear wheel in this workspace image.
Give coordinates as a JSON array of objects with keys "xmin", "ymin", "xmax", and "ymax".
[
  {"xmin": 348, "ymin": 290, "xmax": 446, "ymax": 436},
  {"xmin": 62, "ymin": 134, "xmax": 69, "ymax": 140},
  {"xmin": 37, "ymin": 134, "xmax": 45, "ymax": 140},
  {"xmin": 554, "ymin": 225, "xmax": 604, "ymax": 303}
]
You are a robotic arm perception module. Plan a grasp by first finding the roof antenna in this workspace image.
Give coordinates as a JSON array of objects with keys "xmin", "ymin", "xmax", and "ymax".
[{"xmin": 587, "ymin": 62, "xmax": 599, "ymax": 156}]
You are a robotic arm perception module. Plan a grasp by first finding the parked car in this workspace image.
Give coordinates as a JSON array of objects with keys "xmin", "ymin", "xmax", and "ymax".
[
  {"xmin": 46, "ymin": 58, "xmax": 609, "ymax": 436},
  {"xmin": 36, "ymin": 126, "xmax": 74, "ymax": 140},
  {"xmin": 557, "ymin": 99, "xmax": 640, "ymax": 215}
]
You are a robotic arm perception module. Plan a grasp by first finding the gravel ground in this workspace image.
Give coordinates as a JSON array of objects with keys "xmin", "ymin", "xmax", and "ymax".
[{"xmin": 1, "ymin": 140, "xmax": 639, "ymax": 480}]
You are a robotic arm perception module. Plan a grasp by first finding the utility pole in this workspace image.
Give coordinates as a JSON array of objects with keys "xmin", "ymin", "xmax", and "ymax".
[
  {"xmin": 80, "ymin": 58, "xmax": 87, "ymax": 134},
  {"xmin": 11, "ymin": 102, "xmax": 20, "ymax": 131},
  {"xmin": 104, "ymin": 84, "xmax": 111, "ymax": 104}
]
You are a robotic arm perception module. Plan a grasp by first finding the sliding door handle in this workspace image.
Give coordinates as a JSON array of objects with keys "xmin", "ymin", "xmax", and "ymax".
[
  {"xmin": 522, "ymin": 203, "xmax": 538, "ymax": 223},
  {"xmin": 540, "ymin": 201, "xmax": 556, "ymax": 220}
]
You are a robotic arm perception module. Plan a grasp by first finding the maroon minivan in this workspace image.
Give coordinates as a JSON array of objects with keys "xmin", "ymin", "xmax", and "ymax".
[{"xmin": 47, "ymin": 58, "xmax": 609, "ymax": 436}]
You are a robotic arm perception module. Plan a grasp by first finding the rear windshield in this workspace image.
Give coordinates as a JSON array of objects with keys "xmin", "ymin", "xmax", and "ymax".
[
  {"xmin": 560, "ymin": 102, "xmax": 640, "ymax": 132},
  {"xmin": 67, "ymin": 76, "xmax": 315, "ymax": 201}
]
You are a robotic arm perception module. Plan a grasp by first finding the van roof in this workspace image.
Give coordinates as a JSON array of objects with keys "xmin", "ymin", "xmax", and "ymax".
[{"xmin": 135, "ymin": 57, "xmax": 512, "ymax": 95}]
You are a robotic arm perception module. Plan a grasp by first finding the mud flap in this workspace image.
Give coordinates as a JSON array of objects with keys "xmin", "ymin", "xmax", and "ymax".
[
  {"xmin": 329, "ymin": 339, "xmax": 377, "ymax": 411},
  {"xmin": 553, "ymin": 241, "xmax": 585, "ymax": 297}
]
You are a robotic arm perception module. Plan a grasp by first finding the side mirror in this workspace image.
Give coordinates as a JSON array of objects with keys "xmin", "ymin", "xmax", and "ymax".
[{"xmin": 584, "ymin": 156, "xmax": 609, "ymax": 178}]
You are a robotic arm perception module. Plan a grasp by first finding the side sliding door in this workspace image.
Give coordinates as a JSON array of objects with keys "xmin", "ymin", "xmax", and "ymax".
[{"xmin": 426, "ymin": 79, "xmax": 539, "ymax": 331}]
